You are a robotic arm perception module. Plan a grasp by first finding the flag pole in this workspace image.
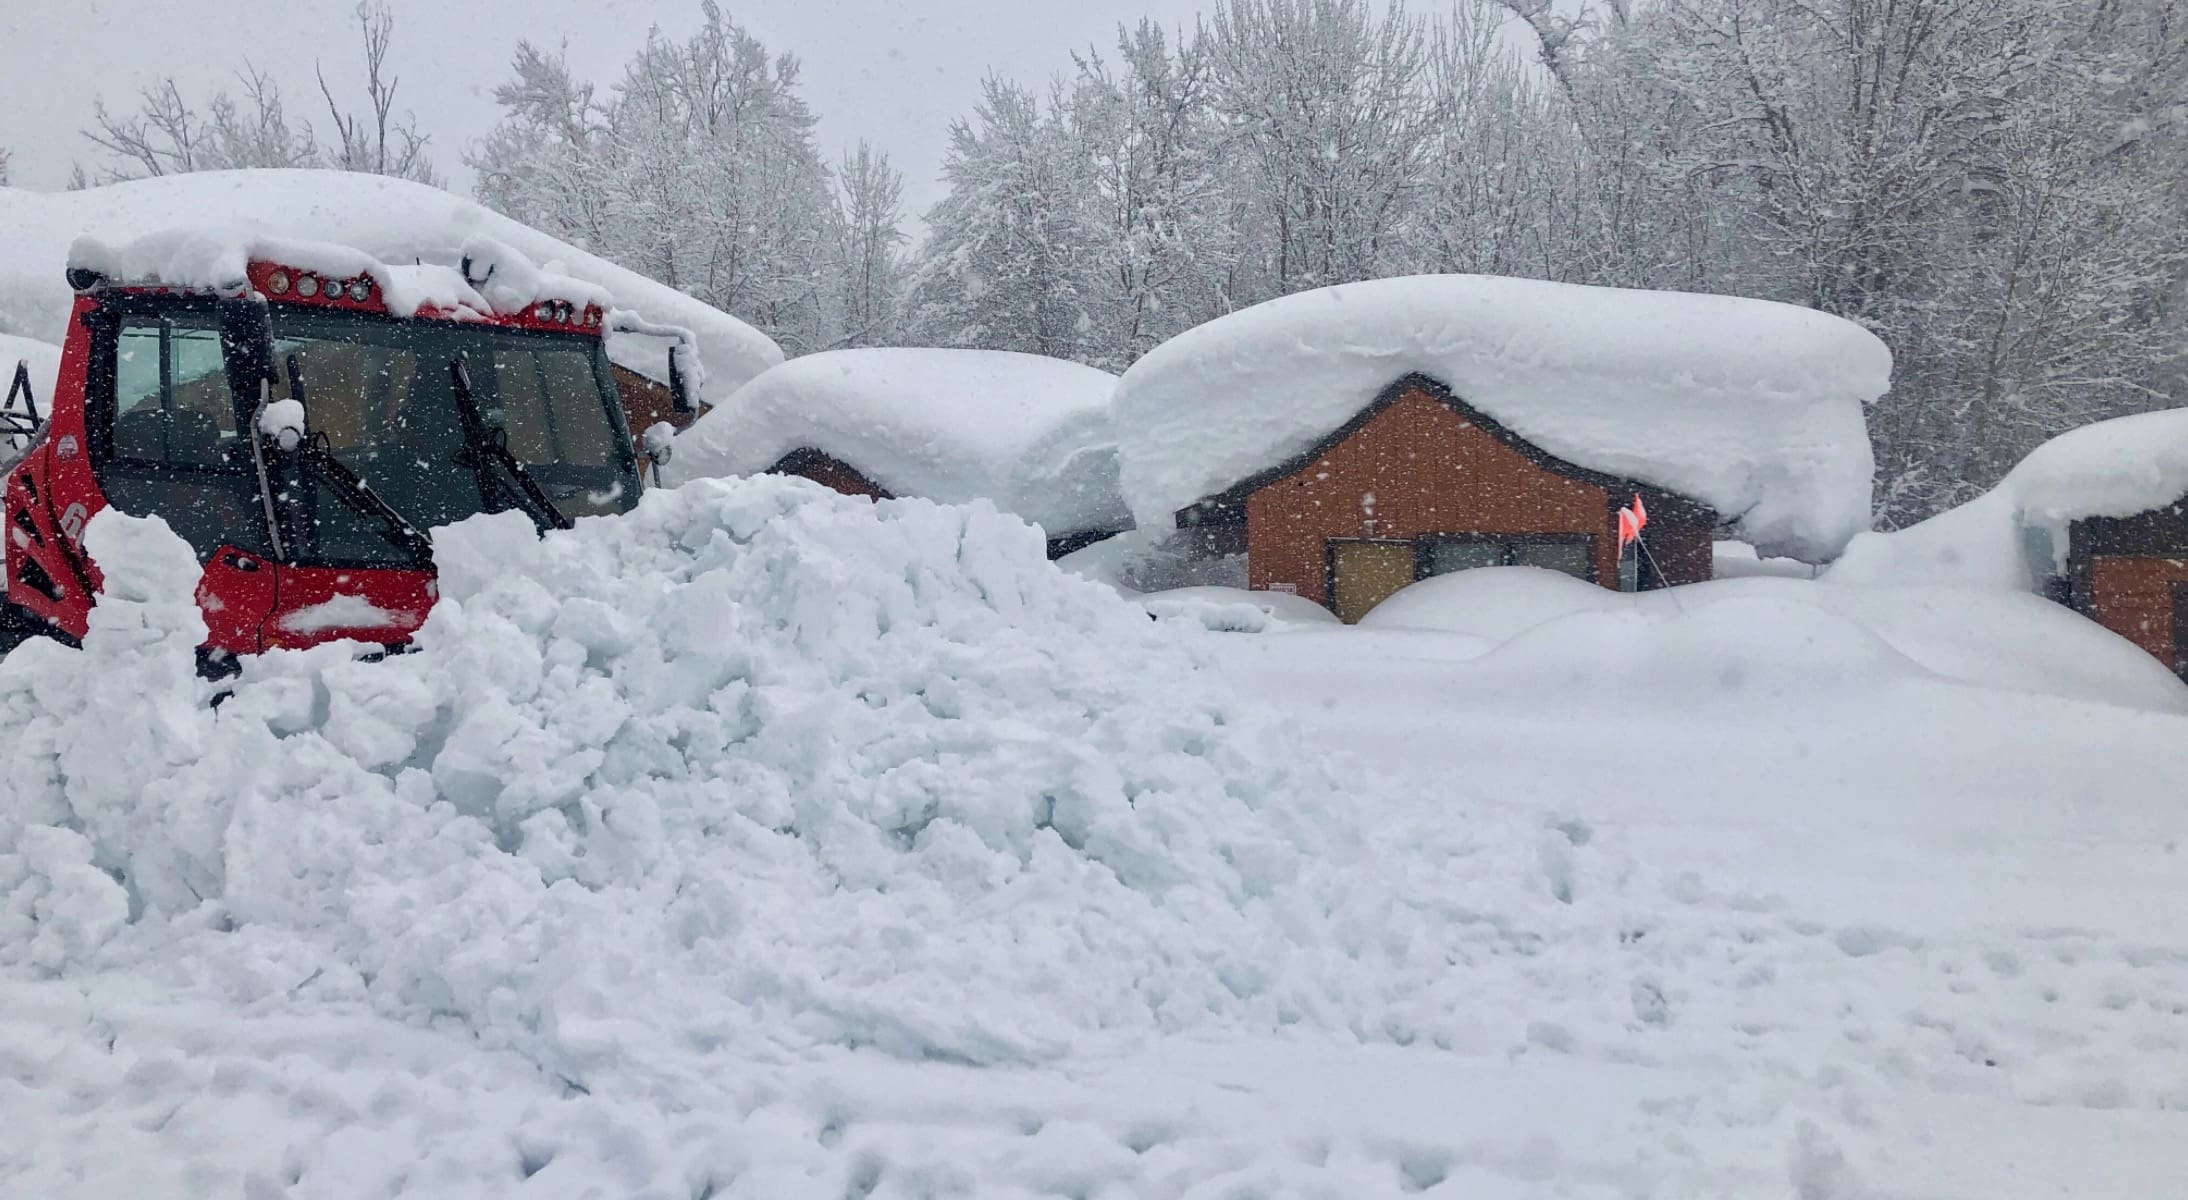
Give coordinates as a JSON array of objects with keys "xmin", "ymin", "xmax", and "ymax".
[{"xmin": 1634, "ymin": 533, "xmax": 1689, "ymax": 615}]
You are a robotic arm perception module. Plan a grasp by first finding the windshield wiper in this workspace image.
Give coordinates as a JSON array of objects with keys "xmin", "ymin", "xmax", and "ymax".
[
  {"xmin": 448, "ymin": 356, "xmax": 572, "ymax": 532},
  {"xmin": 276, "ymin": 353, "xmax": 433, "ymax": 561}
]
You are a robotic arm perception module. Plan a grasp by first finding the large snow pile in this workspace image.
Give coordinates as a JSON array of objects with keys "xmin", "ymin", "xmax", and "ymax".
[
  {"xmin": 1832, "ymin": 407, "xmax": 2188, "ymax": 589},
  {"xmin": 671, "ymin": 348, "xmax": 1132, "ymax": 537},
  {"xmin": 1358, "ymin": 566, "xmax": 2188, "ymax": 713},
  {"xmin": 0, "ymin": 481, "xmax": 1561, "ymax": 1087},
  {"xmin": 0, "ymin": 171, "xmax": 782, "ymax": 403},
  {"xmin": 1113, "ymin": 274, "xmax": 1891, "ymax": 562}
]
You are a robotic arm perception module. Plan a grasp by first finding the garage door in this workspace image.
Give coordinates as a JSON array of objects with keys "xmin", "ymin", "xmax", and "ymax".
[{"xmin": 1329, "ymin": 540, "xmax": 1416, "ymax": 624}]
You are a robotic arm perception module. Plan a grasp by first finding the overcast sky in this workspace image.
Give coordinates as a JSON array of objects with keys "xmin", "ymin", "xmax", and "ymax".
[{"xmin": 0, "ymin": 0, "xmax": 1235, "ymax": 213}]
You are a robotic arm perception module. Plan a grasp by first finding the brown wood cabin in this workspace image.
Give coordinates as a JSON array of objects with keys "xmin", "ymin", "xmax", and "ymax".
[
  {"xmin": 1176, "ymin": 373, "xmax": 1717, "ymax": 623},
  {"xmin": 764, "ymin": 447, "xmax": 1123, "ymax": 561},
  {"xmin": 2049, "ymin": 493, "xmax": 2188, "ymax": 682}
]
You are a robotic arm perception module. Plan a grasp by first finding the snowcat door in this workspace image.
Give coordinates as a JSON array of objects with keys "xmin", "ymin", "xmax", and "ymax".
[{"xmin": 87, "ymin": 301, "xmax": 283, "ymax": 654}]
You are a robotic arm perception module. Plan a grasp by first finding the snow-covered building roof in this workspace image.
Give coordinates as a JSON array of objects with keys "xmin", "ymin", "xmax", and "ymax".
[
  {"xmin": 0, "ymin": 170, "xmax": 782, "ymax": 404},
  {"xmin": 1830, "ymin": 407, "xmax": 2188, "ymax": 589},
  {"xmin": 1112, "ymin": 274, "xmax": 1893, "ymax": 563},
  {"xmin": 669, "ymin": 348, "xmax": 1132, "ymax": 537}
]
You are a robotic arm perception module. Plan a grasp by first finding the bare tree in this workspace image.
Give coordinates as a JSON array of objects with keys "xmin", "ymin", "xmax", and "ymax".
[
  {"xmin": 318, "ymin": 1, "xmax": 443, "ymax": 186},
  {"xmin": 83, "ymin": 69, "xmax": 318, "ymax": 180},
  {"xmin": 79, "ymin": 1, "xmax": 440, "ymax": 186},
  {"xmin": 0, "ymin": 146, "xmax": 11, "ymax": 187}
]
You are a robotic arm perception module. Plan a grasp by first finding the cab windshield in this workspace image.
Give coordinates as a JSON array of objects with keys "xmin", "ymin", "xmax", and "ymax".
[{"xmin": 271, "ymin": 309, "xmax": 641, "ymax": 533}]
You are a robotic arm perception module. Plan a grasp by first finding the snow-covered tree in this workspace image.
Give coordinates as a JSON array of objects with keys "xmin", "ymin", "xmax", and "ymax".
[
  {"xmin": 1203, "ymin": 0, "xmax": 1437, "ymax": 293},
  {"xmin": 1499, "ymin": 0, "xmax": 2188, "ymax": 522},
  {"xmin": 472, "ymin": 3, "xmax": 850, "ymax": 354},
  {"xmin": 1062, "ymin": 21, "xmax": 1241, "ymax": 369},
  {"xmin": 834, "ymin": 142, "xmax": 910, "ymax": 348},
  {"xmin": 905, "ymin": 78, "xmax": 1092, "ymax": 358}
]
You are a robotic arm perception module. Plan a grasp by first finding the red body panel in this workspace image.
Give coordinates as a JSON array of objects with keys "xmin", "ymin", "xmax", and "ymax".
[
  {"xmin": 195, "ymin": 546, "xmax": 280, "ymax": 655},
  {"xmin": 258, "ymin": 565, "xmax": 435, "ymax": 651},
  {"xmin": 5, "ymin": 296, "xmax": 106, "ymax": 643},
  {"xmin": 3, "ymin": 275, "xmax": 614, "ymax": 658}
]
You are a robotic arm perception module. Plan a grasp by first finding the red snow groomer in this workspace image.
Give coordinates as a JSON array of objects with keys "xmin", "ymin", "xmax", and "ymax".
[{"xmin": 0, "ymin": 235, "xmax": 656, "ymax": 670}]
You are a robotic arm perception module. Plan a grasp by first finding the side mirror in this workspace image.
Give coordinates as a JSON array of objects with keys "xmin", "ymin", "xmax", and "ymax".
[
  {"xmin": 642, "ymin": 421, "xmax": 675, "ymax": 471},
  {"xmin": 258, "ymin": 397, "xmax": 307, "ymax": 453},
  {"xmin": 667, "ymin": 345, "xmax": 695, "ymax": 415}
]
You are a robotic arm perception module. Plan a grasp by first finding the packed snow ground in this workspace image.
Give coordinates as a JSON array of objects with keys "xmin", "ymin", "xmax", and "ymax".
[{"xmin": 4, "ymin": 480, "xmax": 2187, "ymax": 1198}]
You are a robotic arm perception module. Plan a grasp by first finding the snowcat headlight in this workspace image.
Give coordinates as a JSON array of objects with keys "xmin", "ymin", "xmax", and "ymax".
[
  {"xmin": 347, "ymin": 277, "xmax": 373, "ymax": 302},
  {"xmin": 266, "ymin": 269, "xmax": 292, "ymax": 296},
  {"xmin": 557, "ymin": 301, "xmax": 576, "ymax": 324},
  {"xmin": 295, "ymin": 274, "xmax": 321, "ymax": 299}
]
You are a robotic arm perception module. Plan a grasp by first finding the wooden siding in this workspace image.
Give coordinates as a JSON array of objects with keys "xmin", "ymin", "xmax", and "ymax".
[
  {"xmin": 2087, "ymin": 555, "xmax": 2188, "ymax": 675},
  {"xmin": 610, "ymin": 365, "xmax": 693, "ymax": 440},
  {"xmin": 771, "ymin": 448, "xmax": 892, "ymax": 501},
  {"xmin": 1244, "ymin": 385, "xmax": 1677, "ymax": 608}
]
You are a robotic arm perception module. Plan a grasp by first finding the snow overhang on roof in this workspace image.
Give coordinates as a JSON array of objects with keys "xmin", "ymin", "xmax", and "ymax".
[
  {"xmin": 670, "ymin": 348, "xmax": 1132, "ymax": 536},
  {"xmin": 2003, "ymin": 407, "xmax": 2188, "ymax": 534},
  {"xmin": 0, "ymin": 169, "xmax": 782, "ymax": 402},
  {"xmin": 1112, "ymin": 274, "xmax": 1894, "ymax": 563}
]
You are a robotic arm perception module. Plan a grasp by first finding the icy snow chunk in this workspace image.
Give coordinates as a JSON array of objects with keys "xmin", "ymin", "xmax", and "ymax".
[
  {"xmin": 1113, "ymin": 274, "xmax": 1891, "ymax": 562},
  {"xmin": 669, "ymin": 348, "xmax": 1131, "ymax": 537},
  {"xmin": 9, "ymin": 825, "xmax": 129, "ymax": 971},
  {"xmin": 1, "ymin": 170, "xmax": 782, "ymax": 402}
]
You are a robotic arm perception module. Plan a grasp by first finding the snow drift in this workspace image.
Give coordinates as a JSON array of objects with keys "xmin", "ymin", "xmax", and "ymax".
[
  {"xmin": 670, "ymin": 348, "xmax": 1131, "ymax": 538},
  {"xmin": 1112, "ymin": 274, "xmax": 1892, "ymax": 562},
  {"xmin": 1359, "ymin": 566, "xmax": 2188, "ymax": 713},
  {"xmin": 1832, "ymin": 407, "xmax": 2188, "ymax": 589},
  {"xmin": 0, "ymin": 171, "xmax": 782, "ymax": 403}
]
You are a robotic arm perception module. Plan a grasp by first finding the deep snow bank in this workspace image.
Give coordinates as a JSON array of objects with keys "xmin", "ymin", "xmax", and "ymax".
[
  {"xmin": 0, "ymin": 478, "xmax": 1570, "ymax": 1077},
  {"xmin": 1112, "ymin": 274, "xmax": 1891, "ymax": 562}
]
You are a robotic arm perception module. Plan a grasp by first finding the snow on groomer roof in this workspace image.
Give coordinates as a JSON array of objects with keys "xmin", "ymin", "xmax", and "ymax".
[{"xmin": 0, "ymin": 169, "xmax": 781, "ymax": 403}]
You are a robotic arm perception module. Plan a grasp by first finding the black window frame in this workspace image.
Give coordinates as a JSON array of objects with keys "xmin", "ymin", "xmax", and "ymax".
[
  {"xmin": 87, "ymin": 298, "xmax": 255, "ymax": 475},
  {"xmin": 84, "ymin": 298, "xmax": 274, "ymax": 560}
]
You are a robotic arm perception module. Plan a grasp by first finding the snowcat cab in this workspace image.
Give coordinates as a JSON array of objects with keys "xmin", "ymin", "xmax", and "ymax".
[{"xmin": 0, "ymin": 238, "xmax": 648, "ymax": 667}]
